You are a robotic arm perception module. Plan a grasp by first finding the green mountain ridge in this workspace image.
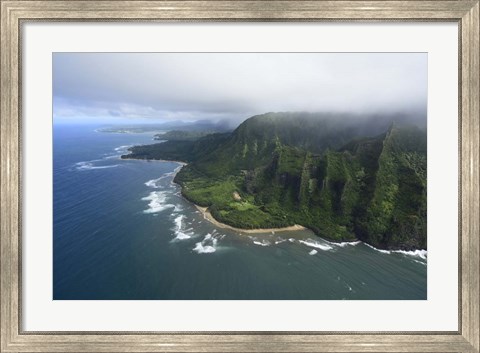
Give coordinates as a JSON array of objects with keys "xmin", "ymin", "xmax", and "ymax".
[
  {"xmin": 122, "ymin": 112, "xmax": 427, "ymax": 250},
  {"xmin": 154, "ymin": 130, "xmax": 222, "ymax": 142}
]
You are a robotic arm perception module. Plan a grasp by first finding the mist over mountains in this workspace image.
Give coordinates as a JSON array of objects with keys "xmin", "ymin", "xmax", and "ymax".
[
  {"xmin": 98, "ymin": 110, "xmax": 426, "ymax": 135},
  {"xmin": 54, "ymin": 53, "xmax": 427, "ymax": 124},
  {"xmin": 122, "ymin": 111, "xmax": 427, "ymax": 250}
]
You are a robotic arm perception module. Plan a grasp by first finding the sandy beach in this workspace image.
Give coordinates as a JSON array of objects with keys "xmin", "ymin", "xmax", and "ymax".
[
  {"xmin": 194, "ymin": 205, "xmax": 307, "ymax": 234},
  {"xmin": 131, "ymin": 156, "xmax": 307, "ymax": 234}
]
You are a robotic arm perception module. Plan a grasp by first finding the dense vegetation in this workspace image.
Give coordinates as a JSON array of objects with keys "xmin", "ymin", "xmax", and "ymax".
[
  {"xmin": 122, "ymin": 112, "xmax": 427, "ymax": 250},
  {"xmin": 122, "ymin": 132, "xmax": 231, "ymax": 162}
]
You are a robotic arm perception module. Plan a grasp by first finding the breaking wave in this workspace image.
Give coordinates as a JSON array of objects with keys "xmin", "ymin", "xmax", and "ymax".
[
  {"xmin": 144, "ymin": 172, "xmax": 176, "ymax": 189},
  {"xmin": 363, "ymin": 243, "xmax": 392, "ymax": 254},
  {"xmin": 73, "ymin": 143, "xmax": 139, "ymax": 171},
  {"xmin": 114, "ymin": 144, "xmax": 133, "ymax": 152},
  {"xmin": 298, "ymin": 239, "xmax": 334, "ymax": 251},
  {"xmin": 193, "ymin": 243, "xmax": 216, "ymax": 253},
  {"xmin": 141, "ymin": 191, "xmax": 175, "ymax": 213},
  {"xmin": 172, "ymin": 215, "xmax": 193, "ymax": 240},
  {"xmin": 253, "ymin": 240, "xmax": 271, "ymax": 247},
  {"xmin": 364, "ymin": 243, "xmax": 427, "ymax": 260},
  {"xmin": 144, "ymin": 178, "xmax": 161, "ymax": 188},
  {"xmin": 393, "ymin": 249, "xmax": 428, "ymax": 260},
  {"xmin": 192, "ymin": 233, "xmax": 218, "ymax": 254},
  {"xmin": 333, "ymin": 240, "xmax": 362, "ymax": 248},
  {"xmin": 75, "ymin": 161, "xmax": 119, "ymax": 171}
]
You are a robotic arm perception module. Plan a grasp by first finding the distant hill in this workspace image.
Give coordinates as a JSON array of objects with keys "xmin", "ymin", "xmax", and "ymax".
[
  {"xmin": 122, "ymin": 112, "xmax": 427, "ymax": 250},
  {"xmin": 97, "ymin": 119, "xmax": 232, "ymax": 135},
  {"xmin": 154, "ymin": 130, "xmax": 222, "ymax": 142}
]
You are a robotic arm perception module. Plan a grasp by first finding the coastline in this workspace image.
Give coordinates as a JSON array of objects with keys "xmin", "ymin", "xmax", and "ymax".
[
  {"xmin": 121, "ymin": 155, "xmax": 188, "ymax": 166},
  {"xmin": 131, "ymin": 155, "xmax": 309, "ymax": 234},
  {"xmin": 193, "ymin": 205, "xmax": 307, "ymax": 234},
  {"xmin": 126, "ymin": 155, "xmax": 426, "ymax": 253}
]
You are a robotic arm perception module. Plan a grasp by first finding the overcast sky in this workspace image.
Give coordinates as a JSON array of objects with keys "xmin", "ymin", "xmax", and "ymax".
[{"xmin": 53, "ymin": 53, "xmax": 427, "ymax": 124}]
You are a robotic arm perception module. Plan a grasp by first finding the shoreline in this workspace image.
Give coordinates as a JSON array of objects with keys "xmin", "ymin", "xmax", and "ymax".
[
  {"xmin": 121, "ymin": 155, "xmax": 188, "ymax": 166},
  {"xmin": 193, "ymin": 205, "xmax": 307, "ymax": 234},
  {"xmin": 134, "ymin": 155, "xmax": 308, "ymax": 234},
  {"xmin": 126, "ymin": 155, "xmax": 426, "ymax": 252}
]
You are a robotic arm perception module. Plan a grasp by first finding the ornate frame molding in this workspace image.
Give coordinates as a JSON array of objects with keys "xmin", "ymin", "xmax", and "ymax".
[{"xmin": 1, "ymin": 1, "xmax": 478, "ymax": 352}]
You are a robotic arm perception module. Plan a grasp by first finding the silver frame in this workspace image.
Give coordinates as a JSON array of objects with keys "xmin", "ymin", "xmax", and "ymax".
[{"xmin": 1, "ymin": 1, "xmax": 478, "ymax": 352}]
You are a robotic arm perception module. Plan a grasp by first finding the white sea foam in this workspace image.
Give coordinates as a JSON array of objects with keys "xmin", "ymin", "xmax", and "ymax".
[
  {"xmin": 172, "ymin": 215, "xmax": 193, "ymax": 240},
  {"xmin": 275, "ymin": 238, "xmax": 287, "ymax": 245},
  {"xmin": 363, "ymin": 243, "xmax": 427, "ymax": 259},
  {"xmin": 174, "ymin": 232, "xmax": 191, "ymax": 240},
  {"xmin": 334, "ymin": 240, "xmax": 362, "ymax": 248},
  {"xmin": 363, "ymin": 243, "xmax": 391, "ymax": 254},
  {"xmin": 288, "ymin": 238, "xmax": 296, "ymax": 243},
  {"xmin": 173, "ymin": 205, "xmax": 183, "ymax": 212},
  {"xmin": 253, "ymin": 240, "xmax": 271, "ymax": 247},
  {"xmin": 192, "ymin": 233, "xmax": 218, "ymax": 254},
  {"xmin": 321, "ymin": 238, "xmax": 361, "ymax": 248},
  {"xmin": 145, "ymin": 172, "xmax": 176, "ymax": 189},
  {"xmin": 192, "ymin": 243, "xmax": 216, "ymax": 253},
  {"xmin": 309, "ymin": 249, "xmax": 318, "ymax": 255},
  {"xmin": 174, "ymin": 215, "xmax": 184, "ymax": 232},
  {"xmin": 141, "ymin": 191, "xmax": 175, "ymax": 213},
  {"xmin": 145, "ymin": 178, "xmax": 161, "ymax": 188},
  {"xmin": 393, "ymin": 249, "xmax": 428, "ymax": 259},
  {"xmin": 75, "ymin": 161, "xmax": 119, "ymax": 170},
  {"xmin": 298, "ymin": 239, "xmax": 333, "ymax": 251},
  {"xmin": 413, "ymin": 259, "xmax": 427, "ymax": 266},
  {"xmin": 114, "ymin": 144, "xmax": 133, "ymax": 152},
  {"xmin": 103, "ymin": 154, "xmax": 121, "ymax": 160}
]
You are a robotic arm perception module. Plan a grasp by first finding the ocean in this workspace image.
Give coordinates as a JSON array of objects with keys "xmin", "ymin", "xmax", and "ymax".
[{"xmin": 53, "ymin": 124, "xmax": 427, "ymax": 300}]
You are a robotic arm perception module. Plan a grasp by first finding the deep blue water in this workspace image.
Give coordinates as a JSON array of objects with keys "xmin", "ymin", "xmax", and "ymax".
[{"xmin": 53, "ymin": 124, "xmax": 427, "ymax": 300}]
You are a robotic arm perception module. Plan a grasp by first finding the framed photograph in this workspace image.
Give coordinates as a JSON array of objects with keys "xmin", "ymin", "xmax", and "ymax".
[{"xmin": 1, "ymin": 1, "xmax": 478, "ymax": 352}]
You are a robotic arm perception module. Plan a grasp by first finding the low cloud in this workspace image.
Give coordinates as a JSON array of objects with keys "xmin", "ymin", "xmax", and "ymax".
[{"xmin": 53, "ymin": 53, "xmax": 427, "ymax": 124}]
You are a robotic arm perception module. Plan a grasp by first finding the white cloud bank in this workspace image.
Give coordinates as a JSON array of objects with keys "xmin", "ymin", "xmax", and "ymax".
[{"xmin": 53, "ymin": 52, "xmax": 427, "ymax": 124}]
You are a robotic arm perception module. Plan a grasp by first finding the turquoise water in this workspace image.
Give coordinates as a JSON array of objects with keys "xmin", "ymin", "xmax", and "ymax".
[{"xmin": 53, "ymin": 124, "xmax": 427, "ymax": 300}]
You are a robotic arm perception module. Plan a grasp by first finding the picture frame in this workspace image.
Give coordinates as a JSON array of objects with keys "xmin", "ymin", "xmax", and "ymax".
[{"xmin": 1, "ymin": 1, "xmax": 478, "ymax": 352}]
